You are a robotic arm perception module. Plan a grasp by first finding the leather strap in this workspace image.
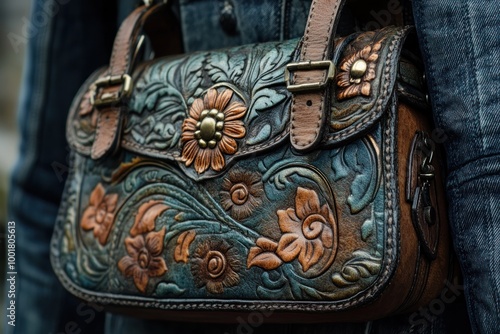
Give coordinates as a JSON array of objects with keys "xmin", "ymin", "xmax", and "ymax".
[
  {"xmin": 91, "ymin": 3, "xmax": 168, "ymax": 159},
  {"xmin": 289, "ymin": 0, "xmax": 347, "ymax": 151}
]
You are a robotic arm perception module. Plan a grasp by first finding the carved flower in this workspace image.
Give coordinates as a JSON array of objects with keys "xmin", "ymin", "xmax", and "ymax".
[
  {"xmin": 118, "ymin": 200, "xmax": 169, "ymax": 293},
  {"xmin": 81, "ymin": 183, "xmax": 118, "ymax": 245},
  {"xmin": 336, "ymin": 40, "xmax": 382, "ymax": 100},
  {"xmin": 275, "ymin": 187, "xmax": 335, "ymax": 272},
  {"xmin": 181, "ymin": 88, "xmax": 247, "ymax": 174},
  {"xmin": 118, "ymin": 228, "xmax": 167, "ymax": 293},
  {"xmin": 191, "ymin": 240, "xmax": 240, "ymax": 294},
  {"xmin": 220, "ymin": 170, "xmax": 264, "ymax": 220}
]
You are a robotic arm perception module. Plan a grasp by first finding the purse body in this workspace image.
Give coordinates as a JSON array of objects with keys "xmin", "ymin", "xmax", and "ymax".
[{"xmin": 51, "ymin": 1, "xmax": 454, "ymax": 322}]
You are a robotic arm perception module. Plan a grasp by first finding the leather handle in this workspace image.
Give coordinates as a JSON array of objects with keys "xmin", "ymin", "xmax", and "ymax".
[
  {"xmin": 289, "ymin": 0, "xmax": 347, "ymax": 151},
  {"xmin": 107, "ymin": 3, "xmax": 168, "ymax": 78},
  {"xmin": 90, "ymin": 3, "xmax": 169, "ymax": 160}
]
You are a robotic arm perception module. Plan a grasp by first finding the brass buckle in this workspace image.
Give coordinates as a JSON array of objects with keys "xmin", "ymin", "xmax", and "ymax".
[
  {"xmin": 90, "ymin": 74, "xmax": 133, "ymax": 108},
  {"xmin": 285, "ymin": 60, "xmax": 335, "ymax": 92}
]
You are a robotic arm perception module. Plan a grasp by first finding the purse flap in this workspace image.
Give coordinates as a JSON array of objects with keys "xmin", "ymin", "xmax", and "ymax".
[{"xmin": 67, "ymin": 25, "xmax": 412, "ymax": 182}]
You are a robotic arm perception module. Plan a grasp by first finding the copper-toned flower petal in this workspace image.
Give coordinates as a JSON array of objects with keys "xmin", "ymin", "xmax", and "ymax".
[
  {"xmin": 145, "ymin": 227, "xmax": 166, "ymax": 257},
  {"xmin": 336, "ymin": 71, "xmax": 352, "ymax": 88},
  {"xmin": 277, "ymin": 208, "xmax": 301, "ymax": 234},
  {"xmin": 81, "ymin": 207, "xmax": 97, "ymax": 231},
  {"xmin": 133, "ymin": 269, "xmax": 149, "ymax": 293},
  {"xmin": 182, "ymin": 118, "xmax": 198, "ymax": 139},
  {"xmin": 125, "ymin": 235, "xmax": 145, "ymax": 258},
  {"xmin": 104, "ymin": 193, "xmax": 118, "ymax": 213},
  {"xmin": 223, "ymin": 102, "xmax": 247, "ymax": 121},
  {"xmin": 130, "ymin": 200, "xmax": 169, "ymax": 237},
  {"xmin": 215, "ymin": 88, "xmax": 233, "ymax": 111},
  {"xmin": 360, "ymin": 82, "xmax": 371, "ymax": 96},
  {"xmin": 276, "ymin": 233, "xmax": 302, "ymax": 262},
  {"xmin": 295, "ymin": 187, "xmax": 321, "ymax": 220},
  {"xmin": 194, "ymin": 148, "xmax": 211, "ymax": 174},
  {"xmin": 247, "ymin": 248, "xmax": 283, "ymax": 270},
  {"xmin": 209, "ymin": 147, "xmax": 224, "ymax": 172},
  {"xmin": 298, "ymin": 239, "xmax": 324, "ymax": 272},
  {"xmin": 174, "ymin": 230, "xmax": 197, "ymax": 263},
  {"xmin": 181, "ymin": 140, "xmax": 200, "ymax": 167},
  {"xmin": 204, "ymin": 88, "xmax": 218, "ymax": 109},
  {"xmin": 337, "ymin": 84, "xmax": 362, "ymax": 100},
  {"xmin": 223, "ymin": 121, "xmax": 246, "ymax": 139},
  {"xmin": 256, "ymin": 237, "xmax": 278, "ymax": 252},
  {"xmin": 147, "ymin": 257, "xmax": 167, "ymax": 277},
  {"xmin": 89, "ymin": 183, "xmax": 105, "ymax": 206},
  {"xmin": 219, "ymin": 136, "xmax": 237, "ymax": 155},
  {"xmin": 95, "ymin": 213, "xmax": 114, "ymax": 245},
  {"xmin": 189, "ymin": 98, "xmax": 205, "ymax": 119},
  {"xmin": 118, "ymin": 256, "xmax": 137, "ymax": 277}
]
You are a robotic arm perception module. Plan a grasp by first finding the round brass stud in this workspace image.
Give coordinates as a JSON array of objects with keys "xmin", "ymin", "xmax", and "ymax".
[
  {"xmin": 199, "ymin": 117, "xmax": 217, "ymax": 141},
  {"xmin": 350, "ymin": 59, "xmax": 368, "ymax": 84}
]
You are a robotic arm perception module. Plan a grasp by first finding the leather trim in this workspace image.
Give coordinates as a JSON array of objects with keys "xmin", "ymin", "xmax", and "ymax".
[{"xmin": 290, "ymin": 0, "xmax": 347, "ymax": 151}]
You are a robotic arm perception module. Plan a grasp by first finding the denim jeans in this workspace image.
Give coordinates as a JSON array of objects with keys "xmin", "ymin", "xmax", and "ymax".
[
  {"xmin": 6, "ymin": 0, "xmax": 497, "ymax": 333},
  {"xmin": 412, "ymin": 1, "xmax": 500, "ymax": 332}
]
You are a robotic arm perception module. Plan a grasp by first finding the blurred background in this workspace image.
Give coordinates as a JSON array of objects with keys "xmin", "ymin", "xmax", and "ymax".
[{"xmin": 1, "ymin": 0, "xmax": 32, "ymax": 331}]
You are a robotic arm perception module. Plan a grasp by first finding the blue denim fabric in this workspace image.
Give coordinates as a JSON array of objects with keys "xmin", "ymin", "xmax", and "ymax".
[
  {"xmin": 5, "ymin": 0, "xmax": 117, "ymax": 333},
  {"xmin": 412, "ymin": 0, "xmax": 500, "ymax": 333},
  {"xmin": 6, "ymin": 0, "xmax": 489, "ymax": 333}
]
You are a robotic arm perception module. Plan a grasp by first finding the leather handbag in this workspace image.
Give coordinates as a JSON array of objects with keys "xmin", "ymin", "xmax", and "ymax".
[{"xmin": 51, "ymin": 0, "xmax": 456, "ymax": 322}]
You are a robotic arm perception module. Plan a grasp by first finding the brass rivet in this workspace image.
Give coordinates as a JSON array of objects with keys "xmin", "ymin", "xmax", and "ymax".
[
  {"xmin": 199, "ymin": 117, "xmax": 217, "ymax": 141},
  {"xmin": 215, "ymin": 132, "xmax": 222, "ymax": 141},
  {"xmin": 208, "ymin": 140, "xmax": 217, "ymax": 149},
  {"xmin": 350, "ymin": 59, "xmax": 367, "ymax": 83},
  {"xmin": 209, "ymin": 109, "xmax": 218, "ymax": 117},
  {"xmin": 194, "ymin": 130, "xmax": 201, "ymax": 139},
  {"xmin": 216, "ymin": 112, "xmax": 225, "ymax": 121},
  {"xmin": 198, "ymin": 139, "xmax": 208, "ymax": 148},
  {"xmin": 216, "ymin": 121, "xmax": 224, "ymax": 131},
  {"xmin": 200, "ymin": 110, "xmax": 209, "ymax": 120}
]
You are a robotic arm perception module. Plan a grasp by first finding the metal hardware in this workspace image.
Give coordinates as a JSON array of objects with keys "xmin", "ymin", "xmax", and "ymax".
[
  {"xmin": 350, "ymin": 59, "xmax": 367, "ymax": 84},
  {"xmin": 143, "ymin": 0, "xmax": 168, "ymax": 6},
  {"xmin": 90, "ymin": 74, "xmax": 133, "ymax": 108},
  {"xmin": 419, "ymin": 134, "xmax": 435, "ymax": 181},
  {"xmin": 285, "ymin": 60, "xmax": 335, "ymax": 92}
]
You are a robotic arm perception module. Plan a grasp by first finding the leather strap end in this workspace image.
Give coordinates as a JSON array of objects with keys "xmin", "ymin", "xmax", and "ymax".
[{"xmin": 91, "ymin": 108, "xmax": 122, "ymax": 160}]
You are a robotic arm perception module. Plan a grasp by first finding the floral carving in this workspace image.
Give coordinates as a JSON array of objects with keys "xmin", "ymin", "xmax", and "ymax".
[
  {"xmin": 247, "ymin": 237, "xmax": 283, "ymax": 270},
  {"xmin": 174, "ymin": 230, "xmax": 197, "ymax": 263},
  {"xmin": 247, "ymin": 187, "xmax": 336, "ymax": 273},
  {"xmin": 336, "ymin": 40, "xmax": 382, "ymax": 100},
  {"xmin": 181, "ymin": 88, "xmax": 247, "ymax": 174},
  {"xmin": 129, "ymin": 200, "xmax": 169, "ymax": 237},
  {"xmin": 191, "ymin": 240, "xmax": 240, "ymax": 294},
  {"xmin": 81, "ymin": 183, "xmax": 118, "ymax": 246},
  {"xmin": 118, "ymin": 228, "xmax": 167, "ymax": 293},
  {"xmin": 220, "ymin": 170, "xmax": 264, "ymax": 220},
  {"xmin": 118, "ymin": 200, "xmax": 169, "ymax": 293}
]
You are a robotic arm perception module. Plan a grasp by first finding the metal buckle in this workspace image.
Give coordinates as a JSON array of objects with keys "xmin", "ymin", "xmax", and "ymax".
[
  {"xmin": 90, "ymin": 74, "xmax": 133, "ymax": 108},
  {"xmin": 285, "ymin": 60, "xmax": 335, "ymax": 92}
]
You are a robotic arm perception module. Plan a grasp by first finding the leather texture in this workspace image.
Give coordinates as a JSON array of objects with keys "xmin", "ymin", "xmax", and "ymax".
[
  {"xmin": 51, "ymin": 1, "xmax": 454, "ymax": 323},
  {"xmin": 290, "ymin": 0, "xmax": 346, "ymax": 151}
]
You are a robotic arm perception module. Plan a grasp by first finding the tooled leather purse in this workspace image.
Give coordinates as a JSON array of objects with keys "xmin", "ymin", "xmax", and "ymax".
[{"xmin": 51, "ymin": 0, "xmax": 456, "ymax": 322}]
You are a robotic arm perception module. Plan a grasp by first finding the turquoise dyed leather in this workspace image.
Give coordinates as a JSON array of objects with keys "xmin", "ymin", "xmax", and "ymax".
[{"xmin": 51, "ymin": 25, "xmax": 451, "ymax": 321}]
